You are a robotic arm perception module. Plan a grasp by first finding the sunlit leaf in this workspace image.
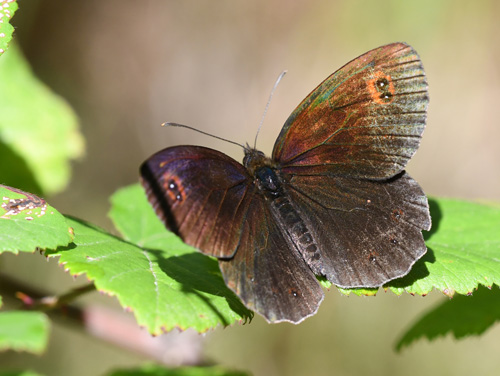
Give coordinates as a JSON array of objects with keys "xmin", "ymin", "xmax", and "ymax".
[
  {"xmin": 0, "ymin": 0, "xmax": 17, "ymax": 56},
  {"xmin": 46, "ymin": 185, "xmax": 252, "ymax": 334},
  {"xmin": 388, "ymin": 199, "xmax": 500, "ymax": 295},
  {"xmin": 0, "ymin": 185, "xmax": 73, "ymax": 254},
  {"xmin": 0, "ymin": 44, "xmax": 84, "ymax": 195}
]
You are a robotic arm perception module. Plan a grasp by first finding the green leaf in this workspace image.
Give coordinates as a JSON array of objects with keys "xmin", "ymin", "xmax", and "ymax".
[
  {"xmin": 46, "ymin": 185, "xmax": 252, "ymax": 334},
  {"xmin": 338, "ymin": 286, "xmax": 378, "ymax": 297},
  {"xmin": 0, "ymin": 311, "xmax": 50, "ymax": 354},
  {"xmin": 108, "ymin": 184, "xmax": 173, "ymax": 249},
  {"xmin": 106, "ymin": 364, "xmax": 250, "ymax": 376},
  {"xmin": 0, "ymin": 185, "xmax": 73, "ymax": 254},
  {"xmin": 342, "ymin": 198, "xmax": 500, "ymax": 297},
  {"xmin": 0, "ymin": 43, "xmax": 84, "ymax": 195},
  {"xmin": 388, "ymin": 198, "xmax": 500, "ymax": 295},
  {"xmin": 0, "ymin": 1, "xmax": 18, "ymax": 56},
  {"xmin": 396, "ymin": 285, "xmax": 500, "ymax": 351}
]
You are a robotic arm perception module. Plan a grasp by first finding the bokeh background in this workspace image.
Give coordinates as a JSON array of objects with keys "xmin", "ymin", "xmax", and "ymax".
[{"xmin": 2, "ymin": 1, "xmax": 500, "ymax": 375}]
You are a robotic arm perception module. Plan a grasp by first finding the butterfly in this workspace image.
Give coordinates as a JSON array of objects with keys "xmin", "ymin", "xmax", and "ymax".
[{"xmin": 140, "ymin": 42, "xmax": 431, "ymax": 324}]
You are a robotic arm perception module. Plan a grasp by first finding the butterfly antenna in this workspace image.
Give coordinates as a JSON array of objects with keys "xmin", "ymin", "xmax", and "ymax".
[
  {"xmin": 162, "ymin": 122, "xmax": 246, "ymax": 149},
  {"xmin": 253, "ymin": 70, "xmax": 287, "ymax": 149}
]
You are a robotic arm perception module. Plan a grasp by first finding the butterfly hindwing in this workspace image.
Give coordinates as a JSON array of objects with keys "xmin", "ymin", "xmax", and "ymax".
[
  {"xmin": 283, "ymin": 171, "xmax": 431, "ymax": 287},
  {"xmin": 219, "ymin": 192, "xmax": 324, "ymax": 323}
]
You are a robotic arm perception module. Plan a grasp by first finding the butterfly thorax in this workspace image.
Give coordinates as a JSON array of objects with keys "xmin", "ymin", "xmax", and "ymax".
[
  {"xmin": 243, "ymin": 147, "xmax": 282, "ymax": 197},
  {"xmin": 243, "ymin": 146, "xmax": 324, "ymax": 272}
]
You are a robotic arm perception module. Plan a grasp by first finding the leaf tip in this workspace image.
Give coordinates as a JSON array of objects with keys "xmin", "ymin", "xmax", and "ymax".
[{"xmin": 442, "ymin": 288, "xmax": 455, "ymax": 298}]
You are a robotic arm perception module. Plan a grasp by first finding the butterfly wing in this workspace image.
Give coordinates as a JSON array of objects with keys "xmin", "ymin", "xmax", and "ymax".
[
  {"xmin": 141, "ymin": 145, "xmax": 251, "ymax": 258},
  {"xmin": 219, "ymin": 191, "xmax": 324, "ymax": 323},
  {"xmin": 140, "ymin": 145, "xmax": 324, "ymax": 322},
  {"xmin": 283, "ymin": 171, "xmax": 430, "ymax": 287},
  {"xmin": 272, "ymin": 43, "xmax": 431, "ymax": 287},
  {"xmin": 273, "ymin": 42, "xmax": 428, "ymax": 180}
]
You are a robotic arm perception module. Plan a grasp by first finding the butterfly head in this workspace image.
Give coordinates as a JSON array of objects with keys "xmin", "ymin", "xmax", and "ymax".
[{"xmin": 243, "ymin": 146, "xmax": 276, "ymax": 176}]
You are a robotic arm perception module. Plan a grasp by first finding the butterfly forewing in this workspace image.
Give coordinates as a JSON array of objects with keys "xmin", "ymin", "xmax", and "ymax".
[
  {"xmin": 273, "ymin": 43, "xmax": 428, "ymax": 180},
  {"xmin": 140, "ymin": 146, "xmax": 251, "ymax": 258}
]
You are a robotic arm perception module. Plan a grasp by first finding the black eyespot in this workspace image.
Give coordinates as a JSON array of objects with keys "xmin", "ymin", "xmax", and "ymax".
[
  {"xmin": 376, "ymin": 78, "xmax": 389, "ymax": 89},
  {"xmin": 166, "ymin": 179, "xmax": 183, "ymax": 202},
  {"xmin": 380, "ymin": 92, "xmax": 392, "ymax": 102},
  {"xmin": 392, "ymin": 209, "xmax": 403, "ymax": 220}
]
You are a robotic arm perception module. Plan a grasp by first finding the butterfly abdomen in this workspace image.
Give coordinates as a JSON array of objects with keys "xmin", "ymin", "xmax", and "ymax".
[
  {"xmin": 271, "ymin": 195, "xmax": 322, "ymax": 268},
  {"xmin": 251, "ymin": 164, "xmax": 324, "ymax": 274}
]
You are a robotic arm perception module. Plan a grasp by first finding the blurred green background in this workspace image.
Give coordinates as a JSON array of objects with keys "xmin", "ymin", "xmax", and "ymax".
[{"xmin": 2, "ymin": 0, "xmax": 500, "ymax": 375}]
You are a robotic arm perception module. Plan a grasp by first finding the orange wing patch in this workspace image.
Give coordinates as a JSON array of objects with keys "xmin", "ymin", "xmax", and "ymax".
[
  {"xmin": 367, "ymin": 71, "xmax": 395, "ymax": 105},
  {"xmin": 162, "ymin": 175, "xmax": 185, "ymax": 203}
]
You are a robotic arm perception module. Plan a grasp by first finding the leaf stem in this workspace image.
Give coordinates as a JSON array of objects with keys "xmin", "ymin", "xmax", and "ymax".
[{"xmin": 16, "ymin": 283, "xmax": 96, "ymax": 311}]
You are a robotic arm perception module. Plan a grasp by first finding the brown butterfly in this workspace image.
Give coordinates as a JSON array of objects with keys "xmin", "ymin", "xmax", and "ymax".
[{"xmin": 140, "ymin": 43, "xmax": 431, "ymax": 323}]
